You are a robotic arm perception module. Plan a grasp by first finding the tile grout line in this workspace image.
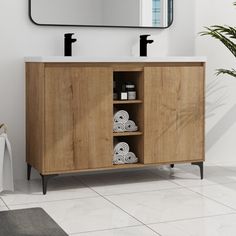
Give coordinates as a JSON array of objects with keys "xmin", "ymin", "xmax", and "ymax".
[
  {"xmin": 4, "ymin": 175, "xmax": 182, "ymax": 208},
  {"xmin": 93, "ymin": 186, "xmax": 184, "ymax": 197},
  {"xmin": 164, "ymin": 176, "xmax": 236, "ymax": 213},
  {"xmin": 8, "ymin": 168, "xmax": 236, "ymax": 234},
  {"xmin": 73, "ymin": 176, "xmax": 186, "ymax": 197},
  {"xmin": 5, "ymin": 194, "xmax": 103, "ymax": 208},
  {"xmin": 156, "ymin": 172, "xmax": 236, "ymax": 188},
  {"xmin": 76, "ymin": 168, "xmax": 236, "ymax": 196},
  {"xmin": 146, "ymin": 168, "xmax": 236, "ymax": 225},
  {"xmin": 183, "ymin": 185, "xmax": 236, "ymax": 212},
  {"xmin": 69, "ymin": 224, "xmax": 154, "ymax": 235},
  {"xmin": 75, "ymin": 176, "xmax": 236, "ymax": 200},
  {"xmin": 147, "ymin": 212, "xmax": 236, "ymax": 226},
  {"xmin": 155, "ymin": 167, "xmax": 236, "ymax": 212},
  {"xmin": 77, "ymin": 177, "xmax": 163, "ymax": 236},
  {"xmin": 153, "ymin": 169, "xmax": 214, "ymax": 187},
  {"xmin": 157, "ymin": 166, "xmax": 236, "ymax": 186},
  {"xmin": 74, "ymin": 171, "xmax": 236, "ymax": 232},
  {"xmin": 79, "ymin": 175, "xmax": 236, "ymax": 226}
]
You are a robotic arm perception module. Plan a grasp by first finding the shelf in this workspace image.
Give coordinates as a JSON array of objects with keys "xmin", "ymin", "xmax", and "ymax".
[
  {"xmin": 113, "ymin": 100, "xmax": 143, "ymax": 104},
  {"xmin": 113, "ymin": 131, "xmax": 143, "ymax": 137},
  {"xmin": 112, "ymin": 163, "xmax": 144, "ymax": 169}
]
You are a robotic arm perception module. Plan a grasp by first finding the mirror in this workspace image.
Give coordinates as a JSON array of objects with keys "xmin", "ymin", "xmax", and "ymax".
[{"xmin": 29, "ymin": 0, "xmax": 173, "ymax": 28}]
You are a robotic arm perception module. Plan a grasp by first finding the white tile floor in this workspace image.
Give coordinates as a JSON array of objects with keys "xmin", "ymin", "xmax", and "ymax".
[{"xmin": 1, "ymin": 163, "xmax": 236, "ymax": 235}]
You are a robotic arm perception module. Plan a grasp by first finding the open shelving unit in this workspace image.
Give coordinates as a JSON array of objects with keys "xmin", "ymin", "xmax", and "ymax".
[{"xmin": 113, "ymin": 70, "xmax": 144, "ymax": 165}]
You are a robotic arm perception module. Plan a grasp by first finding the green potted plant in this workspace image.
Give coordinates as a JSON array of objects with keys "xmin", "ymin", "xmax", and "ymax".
[{"xmin": 200, "ymin": 2, "xmax": 236, "ymax": 78}]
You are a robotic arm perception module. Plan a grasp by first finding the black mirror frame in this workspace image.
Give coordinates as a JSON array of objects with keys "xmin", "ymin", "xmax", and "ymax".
[{"xmin": 29, "ymin": 0, "xmax": 174, "ymax": 29}]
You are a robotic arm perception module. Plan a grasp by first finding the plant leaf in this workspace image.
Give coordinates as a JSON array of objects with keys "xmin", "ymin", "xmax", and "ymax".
[
  {"xmin": 216, "ymin": 69, "xmax": 236, "ymax": 78},
  {"xmin": 200, "ymin": 2, "xmax": 236, "ymax": 79},
  {"xmin": 200, "ymin": 26, "xmax": 236, "ymax": 57}
]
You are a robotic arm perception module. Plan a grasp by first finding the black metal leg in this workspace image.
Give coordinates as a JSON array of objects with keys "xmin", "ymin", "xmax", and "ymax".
[
  {"xmin": 40, "ymin": 174, "xmax": 58, "ymax": 195},
  {"xmin": 170, "ymin": 164, "xmax": 175, "ymax": 168},
  {"xmin": 191, "ymin": 162, "xmax": 204, "ymax": 179},
  {"xmin": 27, "ymin": 164, "xmax": 32, "ymax": 181}
]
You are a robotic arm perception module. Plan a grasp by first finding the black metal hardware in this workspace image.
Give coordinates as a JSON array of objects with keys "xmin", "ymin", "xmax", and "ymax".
[
  {"xmin": 27, "ymin": 163, "xmax": 58, "ymax": 194},
  {"xmin": 27, "ymin": 164, "xmax": 32, "ymax": 180},
  {"xmin": 191, "ymin": 162, "xmax": 204, "ymax": 179},
  {"xmin": 64, "ymin": 33, "xmax": 77, "ymax": 56},
  {"xmin": 28, "ymin": 0, "xmax": 174, "ymax": 29},
  {"xmin": 169, "ymin": 162, "xmax": 203, "ymax": 179},
  {"xmin": 40, "ymin": 174, "xmax": 58, "ymax": 195},
  {"xmin": 140, "ymin": 35, "xmax": 154, "ymax": 57}
]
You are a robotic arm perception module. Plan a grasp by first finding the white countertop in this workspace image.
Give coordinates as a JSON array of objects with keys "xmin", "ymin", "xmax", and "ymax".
[{"xmin": 25, "ymin": 56, "xmax": 207, "ymax": 63}]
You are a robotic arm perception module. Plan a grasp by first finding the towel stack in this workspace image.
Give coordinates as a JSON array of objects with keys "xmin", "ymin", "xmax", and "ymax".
[
  {"xmin": 0, "ymin": 124, "xmax": 14, "ymax": 192},
  {"xmin": 113, "ymin": 110, "xmax": 138, "ymax": 132},
  {"xmin": 113, "ymin": 142, "xmax": 138, "ymax": 165}
]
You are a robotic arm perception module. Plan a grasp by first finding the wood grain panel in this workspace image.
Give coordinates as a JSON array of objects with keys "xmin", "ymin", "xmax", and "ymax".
[
  {"xmin": 44, "ymin": 67, "xmax": 75, "ymax": 172},
  {"xmin": 45, "ymin": 62, "xmax": 204, "ymax": 69},
  {"xmin": 176, "ymin": 67, "xmax": 205, "ymax": 163},
  {"xmin": 44, "ymin": 67, "xmax": 113, "ymax": 172},
  {"xmin": 144, "ymin": 66, "xmax": 204, "ymax": 164},
  {"xmin": 84, "ymin": 68, "xmax": 113, "ymax": 169},
  {"xmin": 26, "ymin": 63, "xmax": 45, "ymax": 173}
]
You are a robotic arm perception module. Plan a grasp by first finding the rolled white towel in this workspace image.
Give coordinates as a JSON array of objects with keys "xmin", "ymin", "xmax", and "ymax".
[
  {"xmin": 113, "ymin": 122, "xmax": 125, "ymax": 132},
  {"xmin": 113, "ymin": 155, "xmax": 125, "ymax": 165},
  {"xmin": 125, "ymin": 120, "xmax": 138, "ymax": 132},
  {"xmin": 114, "ymin": 142, "xmax": 130, "ymax": 155},
  {"xmin": 114, "ymin": 110, "xmax": 129, "ymax": 124},
  {"xmin": 124, "ymin": 152, "xmax": 138, "ymax": 164}
]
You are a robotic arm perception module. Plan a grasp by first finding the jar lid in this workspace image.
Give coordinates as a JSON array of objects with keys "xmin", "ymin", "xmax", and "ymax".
[{"xmin": 126, "ymin": 84, "xmax": 135, "ymax": 89}]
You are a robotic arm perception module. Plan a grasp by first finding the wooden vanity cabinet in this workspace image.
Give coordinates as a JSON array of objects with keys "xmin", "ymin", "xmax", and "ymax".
[{"xmin": 26, "ymin": 61, "xmax": 205, "ymax": 194}]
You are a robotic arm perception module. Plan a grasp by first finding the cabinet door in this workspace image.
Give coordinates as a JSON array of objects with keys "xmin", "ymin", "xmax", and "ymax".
[
  {"xmin": 144, "ymin": 66, "xmax": 204, "ymax": 164},
  {"xmin": 44, "ymin": 67, "xmax": 113, "ymax": 173}
]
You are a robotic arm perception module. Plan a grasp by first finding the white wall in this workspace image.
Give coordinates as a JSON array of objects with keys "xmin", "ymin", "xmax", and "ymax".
[
  {"xmin": 195, "ymin": 0, "xmax": 236, "ymax": 163},
  {"xmin": 168, "ymin": 0, "xmax": 196, "ymax": 56},
  {"xmin": 0, "ymin": 0, "xmax": 220, "ymax": 180}
]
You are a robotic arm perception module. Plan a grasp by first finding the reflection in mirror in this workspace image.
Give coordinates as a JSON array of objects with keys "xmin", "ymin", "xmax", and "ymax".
[{"xmin": 30, "ymin": 0, "xmax": 173, "ymax": 28}]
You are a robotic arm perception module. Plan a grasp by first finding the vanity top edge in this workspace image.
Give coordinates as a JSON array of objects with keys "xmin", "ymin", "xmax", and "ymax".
[{"xmin": 24, "ymin": 56, "xmax": 207, "ymax": 63}]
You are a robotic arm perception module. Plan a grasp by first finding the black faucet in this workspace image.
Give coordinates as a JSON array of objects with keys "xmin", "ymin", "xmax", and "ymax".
[
  {"xmin": 140, "ymin": 35, "xmax": 154, "ymax": 57},
  {"xmin": 64, "ymin": 33, "xmax": 77, "ymax": 56}
]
